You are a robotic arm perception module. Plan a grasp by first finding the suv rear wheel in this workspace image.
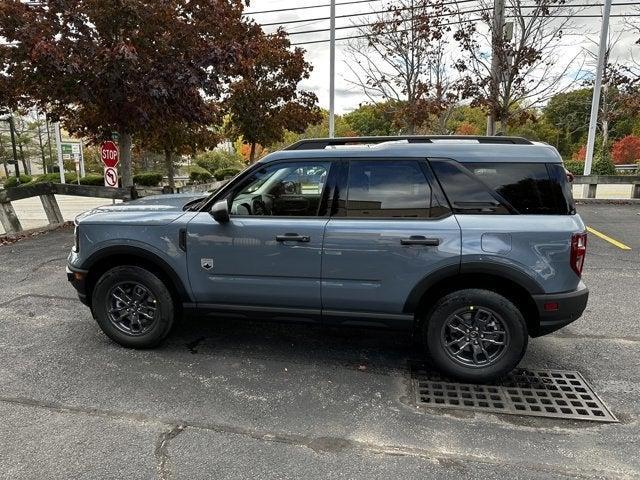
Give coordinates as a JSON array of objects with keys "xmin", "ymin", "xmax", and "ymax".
[
  {"xmin": 423, "ymin": 289, "xmax": 527, "ymax": 382},
  {"xmin": 92, "ymin": 266, "xmax": 175, "ymax": 348}
]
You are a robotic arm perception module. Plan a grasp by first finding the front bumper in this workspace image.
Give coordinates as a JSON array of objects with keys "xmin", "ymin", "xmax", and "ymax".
[
  {"xmin": 66, "ymin": 264, "xmax": 90, "ymax": 306},
  {"xmin": 531, "ymin": 282, "xmax": 589, "ymax": 337}
]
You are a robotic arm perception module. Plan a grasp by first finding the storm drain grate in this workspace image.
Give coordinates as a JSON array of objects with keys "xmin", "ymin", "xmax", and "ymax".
[{"xmin": 411, "ymin": 365, "xmax": 618, "ymax": 423}]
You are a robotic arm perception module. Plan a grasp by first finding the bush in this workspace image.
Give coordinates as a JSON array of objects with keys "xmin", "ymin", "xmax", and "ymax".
[
  {"xmin": 591, "ymin": 155, "xmax": 616, "ymax": 175},
  {"xmin": 33, "ymin": 172, "xmax": 78, "ymax": 184},
  {"xmin": 195, "ymin": 149, "xmax": 244, "ymax": 174},
  {"xmin": 563, "ymin": 160, "xmax": 584, "ymax": 176},
  {"xmin": 214, "ymin": 167, "xmax": 241, "ymax": 180},
  {"xmin": 189, "ymin": 164, "xmax": 213, "ymax": 183},
  {"xmin": 3, "ymin": 174, "xmax": 33, "ymax": 188},
  {"xmin": 133, "ymin": 172, "xmax": 163, "ymax": 187},
  {"xmin": 79, "ymin": 174, "xmax": 105, "ymax": 186}
]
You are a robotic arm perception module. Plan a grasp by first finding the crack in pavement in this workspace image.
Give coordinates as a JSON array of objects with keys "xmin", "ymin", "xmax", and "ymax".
[
  {"xmin": 16, "ymin": 256, "xmax": 69, "ymax": 283},
  {"xmin": 0, "ymin": 394, "xmax": 635, "ymax": 479},
  {"xmin": 155, "ymin": 424, "xmax": 186, "ymax": 480}
]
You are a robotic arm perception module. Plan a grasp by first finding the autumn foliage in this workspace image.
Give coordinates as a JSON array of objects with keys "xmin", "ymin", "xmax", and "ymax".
[
  {"xmin": 572, "ymin": 146, "xmax": 587, "ymax": 162},
  {"xmin": 611, "ymin": 135, "xmax": 640, "ymax": 164}
]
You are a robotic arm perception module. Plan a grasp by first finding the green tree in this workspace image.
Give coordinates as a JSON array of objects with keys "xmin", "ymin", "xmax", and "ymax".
[
  {"xmin": 226, "ymin": 30, "xmax": 322, "ymax": 163},
  {"xmin": 343, "ymin": 102, "xmax": 397, "ymax": 136},
  {"xmin": 0, "ymin": 0, "xmax": 257, "ymax": 186}
]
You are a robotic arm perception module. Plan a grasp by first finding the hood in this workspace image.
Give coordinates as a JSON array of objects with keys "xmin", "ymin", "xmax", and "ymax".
[{"xmin": 76, "ymin": 193, "xmax": 207, "ymax": 226}]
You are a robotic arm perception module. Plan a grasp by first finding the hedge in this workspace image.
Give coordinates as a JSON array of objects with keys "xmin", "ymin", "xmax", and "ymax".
[
  {"xmin": 189, "ymin": 165, "xmax": 213, "ymax": 183},
  {"xmin": 32, "ymin": 172, "xmax": 78, "ymax": 184},
  {"xmin": 214, "ymin": 167, "xmax": 241, "ymax": 180},
  {"xmin": 133, "ymin": 172, "xmax": 163, "ymax": 187},
  {"xmin": 563, "ymin": 160, "xmax": 584, "ymax": 176},
  {"xmin": 79, "ymin": 174, "xmax": 105, "ymax": 186},
  {"xmin": 3, "ymin": 174, "xmax": 33, "ymax": 188}
]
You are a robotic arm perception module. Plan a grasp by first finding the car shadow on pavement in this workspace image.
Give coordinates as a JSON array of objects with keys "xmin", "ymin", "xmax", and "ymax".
[{"xmin": 169, "ymin": 313, "xmax": 420, "ymax": 375}]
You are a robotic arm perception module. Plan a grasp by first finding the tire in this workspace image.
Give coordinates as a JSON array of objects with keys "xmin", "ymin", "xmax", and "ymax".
[
  {"xmin": 423, "ymin": 289, "xmax": 528, "ymax": 382},
  {"xmin": 92, "ymin": 265, "xmax": 175, "ymax": 348}
]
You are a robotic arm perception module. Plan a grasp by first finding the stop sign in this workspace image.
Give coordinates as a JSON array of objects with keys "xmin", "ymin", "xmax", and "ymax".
[{"xmin": 100, "ymin": 141, "xmax": 119, "ymax": 168}]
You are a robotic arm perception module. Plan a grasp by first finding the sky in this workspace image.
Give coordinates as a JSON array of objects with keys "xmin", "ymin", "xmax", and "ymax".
[{"xmin": 245, "ymin": 0, "xmax": 638, "ymax": 114}]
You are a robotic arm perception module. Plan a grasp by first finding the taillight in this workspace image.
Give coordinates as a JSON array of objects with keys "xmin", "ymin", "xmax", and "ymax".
[{"xmin": 570, "ymin": 232, "xmax": 587, "ymax": 276}]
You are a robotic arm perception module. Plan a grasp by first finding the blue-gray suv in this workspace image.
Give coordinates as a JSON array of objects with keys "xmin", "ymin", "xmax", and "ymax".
[{"xmin": 67, "ymin": 136, "xmax": 589, "ymax": 381}]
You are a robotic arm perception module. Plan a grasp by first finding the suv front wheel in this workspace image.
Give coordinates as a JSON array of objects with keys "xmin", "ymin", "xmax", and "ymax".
[
  {"xmin": 92, "ymin": 266, "xmax": 175, "ymax": 348},
  {"xmin": 423, "ymin": 289, "xmax": 527, "ymax": 382}
]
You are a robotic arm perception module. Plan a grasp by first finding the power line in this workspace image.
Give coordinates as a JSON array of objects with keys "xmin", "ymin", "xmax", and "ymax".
[
  {"xmin": 285, "ymin": 6, "xmax": 491, "ymax": 36},
  {"xmin": 259, "ymin": 0, "xmax": 482, "ymax": 26},
  {"xmin": 245, "ymin": 0, "xmax": 379, "ymax": 15},
  {"xmin": 289, "ymin": 10, "xmax": 632, "ymax": 45},
  {"xmin": 253, "ymin": 0, "xmax": 637, "ymax": 24}
]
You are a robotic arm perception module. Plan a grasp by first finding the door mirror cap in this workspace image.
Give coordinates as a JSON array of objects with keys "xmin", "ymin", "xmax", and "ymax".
[{"xmin": 211, "ymin": 200, "xmax": 230, "ymax": 223}]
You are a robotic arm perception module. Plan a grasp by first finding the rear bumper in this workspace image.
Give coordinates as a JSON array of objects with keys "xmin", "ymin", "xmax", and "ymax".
[
  {"xmin": 66, "ymin": 264, "xmax": 90, "ymax": 307},
  {"xmin": 531, "ymin": 282, "xmax": 589, "ymax": 337}
]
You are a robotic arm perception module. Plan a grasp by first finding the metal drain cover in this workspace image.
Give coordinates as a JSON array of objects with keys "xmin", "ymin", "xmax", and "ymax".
[{"xmin": 412, "ymin": 365, "xmax": 618, "ymax": 423}]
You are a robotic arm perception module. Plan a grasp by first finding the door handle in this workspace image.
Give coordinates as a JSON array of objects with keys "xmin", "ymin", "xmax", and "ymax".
[
  {"xmin": 276, "ymin": 233, "xmax": 311, "ymax": 243},
  {"xmin": 400, "ymin": 236, "xmax": 440, "ymax": 246}
]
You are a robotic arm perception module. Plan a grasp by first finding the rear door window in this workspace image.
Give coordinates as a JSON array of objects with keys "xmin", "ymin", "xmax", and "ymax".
[{"xmin": 345, "ymin": 160, "xmax": 446, "ymax": 218}]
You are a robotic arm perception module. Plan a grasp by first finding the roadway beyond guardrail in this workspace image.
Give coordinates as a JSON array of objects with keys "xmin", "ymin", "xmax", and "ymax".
[{"xmin": 573, "ymin": 175, "xmax": 640, "ymax": 199}]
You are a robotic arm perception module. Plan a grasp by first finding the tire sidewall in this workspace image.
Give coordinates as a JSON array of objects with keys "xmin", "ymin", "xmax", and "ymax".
[
  {"xmin": 92, "ymin": 266, "xmax": 174, "ymax": 348},
  {"xmin": 425, "ymin": 289, "xmax": 528, "ymax": 382}
]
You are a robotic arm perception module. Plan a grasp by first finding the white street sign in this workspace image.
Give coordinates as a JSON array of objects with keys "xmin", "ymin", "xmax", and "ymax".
[{"xmin": 104, "ymin": 166, "xmax": 118, "ymax": 188}]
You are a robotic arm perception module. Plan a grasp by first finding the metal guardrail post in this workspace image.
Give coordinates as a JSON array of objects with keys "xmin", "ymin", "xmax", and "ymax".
[{"xmin": 633, "ymin": 183, "xmax": 640, "ymax": 199}]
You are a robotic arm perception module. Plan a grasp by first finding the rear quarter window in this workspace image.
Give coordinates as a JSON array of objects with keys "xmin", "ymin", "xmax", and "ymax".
[{"xmin": 431, "ymin": 159, "xmax": 575, "ymax": 215}]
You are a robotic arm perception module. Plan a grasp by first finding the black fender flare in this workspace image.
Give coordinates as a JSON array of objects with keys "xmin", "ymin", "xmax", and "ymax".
[
  {"xmin": 81, "ymin": 245, "xmax": 192, "ymax": 302},
  {"xmin": 403, "ymin": 261, "xmax": 544, "ymax": 313}
]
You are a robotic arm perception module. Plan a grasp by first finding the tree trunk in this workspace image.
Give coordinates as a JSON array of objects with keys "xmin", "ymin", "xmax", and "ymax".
[
  {"xmin": 249, "ymin": 142, "xmax": 257, "ymax": 164},
  {"xmin": 119, "ymin": 131, "xmax": 133, "ymax": 187},
  {"xmin": 18, "ymin": 143, "xmax": 29, "ymax": 175},
  {"xmin": 0, "ymin": 137, "xmax": 8, "ymax": 177},
  {"xmin": 35, "ymin": 114, "xmax": 47, "ymax": 174},
  {"xmin": 164, "ymin": 148, "xmax": 175, "ymax": 190},
  {"xmin": 45, "ymin": 113, "xmax": 54, "ymax": 174}
]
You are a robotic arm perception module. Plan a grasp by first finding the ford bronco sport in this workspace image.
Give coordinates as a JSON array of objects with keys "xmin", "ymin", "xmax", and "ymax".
[{"xmin": 67, "ymin": 136, "xmax": 588, "ymax": 381}]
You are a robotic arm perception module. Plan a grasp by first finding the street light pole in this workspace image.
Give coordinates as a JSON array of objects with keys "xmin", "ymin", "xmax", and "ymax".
[
  {"xmin": 583, "ymin": 0, "xmax": 612, "ymax": 183},
  {"xmin": 487, "ymin": 0, "xmax": 505, "ymax": 136},
  {"xmin": 328, "ymin": 0, "xmax": 336, "ymax": 138}
]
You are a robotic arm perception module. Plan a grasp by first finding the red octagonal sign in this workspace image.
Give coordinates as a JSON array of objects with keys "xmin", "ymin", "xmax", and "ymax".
[{"xmin": 100, "ymin": 141, "xmax": 119, "ymax": 168}]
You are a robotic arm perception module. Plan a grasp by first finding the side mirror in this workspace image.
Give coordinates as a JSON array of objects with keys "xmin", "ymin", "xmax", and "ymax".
[{"xmin": 211, "ymin": 200, "xmax": 230, "ymax": 223}]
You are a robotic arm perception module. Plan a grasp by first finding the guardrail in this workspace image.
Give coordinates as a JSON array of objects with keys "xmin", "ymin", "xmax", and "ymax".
[
  {"xmin": 0, "ymin": 180, "xmax": 228, "ymax": 235},
  {"xmin": 0, "ymin": 182, "xmax": 136, "ymax": 234},
  {"xmin": 573, "ymin": 175, "xmax": 640, "ymax": 199}
]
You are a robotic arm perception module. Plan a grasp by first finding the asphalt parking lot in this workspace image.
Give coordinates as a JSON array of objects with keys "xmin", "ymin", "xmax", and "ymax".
[{"xmin": 0, "ymin": 203, "xmax": 638, "ymax": 479}]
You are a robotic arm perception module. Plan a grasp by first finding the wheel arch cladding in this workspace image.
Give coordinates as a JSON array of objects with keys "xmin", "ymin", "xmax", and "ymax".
[
  {"xmin": 405, "ymin": 264, "xmax": 541, "ymax": 334},
  {"xmin": 82, "ymin": 246, "xmax": 192, "ymax": 309}
]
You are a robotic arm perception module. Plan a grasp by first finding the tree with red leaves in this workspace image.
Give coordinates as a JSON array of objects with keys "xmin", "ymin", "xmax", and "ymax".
[
  {"xmin": 0, "ymin": 0, "xmax": 257, "ymax": 186},
  {"xmin": 611, "ymin": 135, "xmax": 640, "ymax": 165},
  {"xmin": 225, "ymin": 30, "xmax": 321, "ymax": 164}
]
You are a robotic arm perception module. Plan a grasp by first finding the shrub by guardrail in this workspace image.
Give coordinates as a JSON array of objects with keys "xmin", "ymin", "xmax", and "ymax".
[
  {"xmin": 3, "ymin": 174, "xmax": 33, "ymax": 188},
  {"xmin": 214, "ymin": 167, "xmax": 241, "ymax": 180},
  {"xmin": 189, "ymin": 165, "xmax": 213, "ymax": 183},
  {"xmin": 133, "ymin": 172, "xmax": 163, "ymax": 187},
  {"xmin": 79, "ymin": 174, "xmax": 105, "ymax": 186}
]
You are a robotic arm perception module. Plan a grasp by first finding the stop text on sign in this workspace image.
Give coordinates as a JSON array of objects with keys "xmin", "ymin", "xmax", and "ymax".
[{"xmin": 100, "ymin": 141, "xmax": 119, "ymax": 168}]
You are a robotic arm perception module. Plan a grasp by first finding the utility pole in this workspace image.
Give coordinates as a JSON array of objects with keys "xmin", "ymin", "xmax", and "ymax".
[
  {"xmin": 583, "ymin": 0, "xmax": 612, "ymax": 186},
  {"xmin": 487, "ymin": 0, "xmax": 505, "ymax": 136},
  {"xmin": 328, "ymin": 0, "xmax": 336, "ymax": 138}
]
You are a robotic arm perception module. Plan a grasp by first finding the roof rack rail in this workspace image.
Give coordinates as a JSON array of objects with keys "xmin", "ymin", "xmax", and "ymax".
[{"xmin": 284, "ymin": 135, "xmax": 533, "ymax": 150}]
